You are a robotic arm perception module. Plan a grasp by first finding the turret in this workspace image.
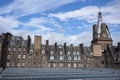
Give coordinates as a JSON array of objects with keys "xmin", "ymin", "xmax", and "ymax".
[
  {"xmin": 93, "ymin": 24, "xmax": 98, "ymax": 40},
  {"xmin": 100, "ymin": 23, "xmax": 109, "ymax": 39}
]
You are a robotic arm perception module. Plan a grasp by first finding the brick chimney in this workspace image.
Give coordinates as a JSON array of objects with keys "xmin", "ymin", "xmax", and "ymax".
[
  {"xmin": 45, "ymin": 40, "xmax": 49, "ymax": 52},
  {"xmin": 118, "ymin": 42, "xmax": 120, "ymax": 50},
  {"xmin": 64, "ymin": 43, "xmax": 67, "ymax": 55},
  {"xmin": 54, "ymin": 43, "xmax": 57, "ymax": 52}
]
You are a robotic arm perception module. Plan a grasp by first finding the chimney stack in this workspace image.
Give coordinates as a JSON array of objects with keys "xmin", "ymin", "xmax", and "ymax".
[
  {"xmin": 64, "ymin": 43, "xmax": 67, "ymax": 55},
  {"xmin": 70, "ymin": 44, "xmax": 73, "ymax": 46},
  {"xmin": 118, "ymin": 42, "xmax": 120, "ymax": 49},
  {"xmin": 45, "ymin": 40, "xmax": 49, "ymax": 52},
  {"xmin": 54, "ymin": 43, "xmax": 57, "ymax": 52}
]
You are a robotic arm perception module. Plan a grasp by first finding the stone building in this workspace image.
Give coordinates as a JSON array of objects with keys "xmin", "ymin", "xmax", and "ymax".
[
  {"xmin": 102, "ymin": 43, "xmax": 120, "ymax": 68},
  {"xmin": 6, "ymin": 36, "xmax": 29, "ymax": 67},
  {"xmin": 91, "ymin": 10, "xmax": 113, "ymax": 67},
  {"xmin": 0, "ymin": 11, "xmax": 120, "ymax": 68}
]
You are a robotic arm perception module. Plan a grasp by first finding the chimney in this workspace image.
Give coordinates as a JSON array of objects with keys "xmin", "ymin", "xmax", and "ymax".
[
  {"xmin": 54, "ymin": 43, "xmax": 57, "ymax": 52},
  {"xmin": 70, "ymin": 44, "xmax": 73, "ymax": 46},
  {"xmin": 64, "ymin": 43, "xmax": 66, "ymax": 47},
  {"xmin": 93, "ymin": 24, "xmax": 98, "ymax": 40},
  {"xmin": 79, "ymin": 43, "xmax": 83, "ymax": 47},
  {"xmin": 64, "ymin": 43, "xmax": 67, "ymax": 55},
  {"xmin": 45, "ymin": 40, "xmax": 49, "ymax": 52},
  {"xmin": 27, "ymin": 35, "xmax": 31, "ymax": 54},
  {"xmin": 79, "ymin": 43, "xmax": 84, "ymax": 54},
  {"xmin": 118, "ymin": 42, "xmax": 120, "ymax": 49}
]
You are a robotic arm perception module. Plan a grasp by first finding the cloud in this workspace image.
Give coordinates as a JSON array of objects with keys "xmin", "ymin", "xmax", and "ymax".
[
  {"xmin": 22, "ymin": 17, "xmax": 54, "ymax": 33},
  {"xmin": 0, "ymin": 0, "xmax": 80, "ymax": 18},
  {"xmin": 0, "ymin": 0, "xmax": 119, "ymax": 46},
  {"xmin": 0, "ymin": 16, "xmax": 20, "ymax": 34},
  {"xmin": 49, "ymin": 0, "xmax": 120, "ymax": 25},
  {"xmin": 49, "ymin": 6, "xmax": 98, "ymax": 22},
  {"xmin": 48, "ymin": 0, "xmax": 120, "ymax": 45},
  {"xmin": 41, "ymin": 31, "xmax": 92, "ymax": 46}
]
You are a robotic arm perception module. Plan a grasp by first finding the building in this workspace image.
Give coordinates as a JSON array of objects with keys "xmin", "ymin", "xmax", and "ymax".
[{"xmin": 0, "ymin": 11, "xmax": 120, "ymax": 68}]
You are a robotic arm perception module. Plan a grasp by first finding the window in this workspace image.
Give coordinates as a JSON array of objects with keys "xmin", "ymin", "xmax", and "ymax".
[
  {"xmin": 60, "ymin": 56, "xmax": 64, "ymax": 60},
  {"xmin": 74, "ymin": 56, "xmax": 77, "ymax": 60},
  {"xmin": 73, "ymin": 51, "xmax": 76, "ymax": 55},
  {"xmin": 74, "ymin": 63, "xmax": 76, "ymax": 68},
  {"xmin": 50, "ymin": 51, "xmax": 54, "ymax": 55},
  {"xmin": 22, "ymin": 63, "xmax": 25, "ymax": 66},
  {"xmin": 53, "ymin": 63, "xmax": 56, "ymax": 67},
  {"xmin": 7, "ymin": 55, "xmax": 10, "ymax": 59},
  {"xmin": 10, "ymin": 40, "xmax": 15, "ymax": 45},
  {"xmin": 68, "ymin": 63, "xmax": 71, "ymax": 67},
  {"xmin": 78, "ymin": 56, "xmax": 81, "ymax": 60},
  {"xmin": 18, "ymin": 55, "xmax": 21, "ymax": 59},
  {"xmin": 67, "ymin": 51, "xmax": 70, "ymax": 55},
  {"xmin": 22, "ymin": 41, "xmax": 26, "ymax": 45},
  {"xmin": 19, "ymin": 48, "xmax": 21, "ymax": 51},
  {"xmin": 13, "ymin": 48, "xmax": 16, "ymax": 51},
  {"xmin": 68, "ymin": 56, "xmax": 71, "ymax": 60},
  {"xmin": 16, "ymin": 37, "xmax": 20, "ymax": 40},
  {"xmin": 8, "ymin": 48, "xmax": 11, "ymax": 51},
  {"xmin": 60, "ymin": 63, "xmax": 63, "ymax": 68},
  {"xmin": 60, "ymin": 51, "xmax": 63, "ymax": 55},
  {"xmin": 42, "ymin": 50, "xmax": 45, "ymax": 54},
  {"xmin": 7, "ymin": 63, "xmax": 10, "ymax": 67},
  {"xmin": 30, "ymin": 50, "xmax": 33, "ymax": 54},
  {"xmin": 11, "ymin": 36, "xmax": 15, "ymax": 40},
  {"xmin": 86, "ymin": 64, "xmax": 89, "ymax": 68},
  {"xmin": 17, "ymin": 63, "xmax": 20, "ymax": 67},
  {"xmin": 77, "ymin": 51, "xmax": 79, "ymax": 55},
  {"xmin": 50, "ymin": 56, "xmax": 54, "ymax": 60},
  {"xmin": 23, "ymin": 55, "xmax": 26, "ymax": 59}
]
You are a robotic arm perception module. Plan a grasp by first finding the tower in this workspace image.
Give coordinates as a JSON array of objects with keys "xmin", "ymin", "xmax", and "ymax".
[
  {"xmin": 92, "ymin": 10, "xmax": 112, "ymax": 54},
  {"xmin": 33, "ymin": 36, "xmax": 42, "ymax": 67},
  {"xmin": 91, "ymin": 10, "xmax": 112, "ymax": 67}
]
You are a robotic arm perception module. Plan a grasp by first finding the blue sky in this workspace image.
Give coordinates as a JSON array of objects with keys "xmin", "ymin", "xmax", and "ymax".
[{"xmin": 0, "ymin": 0, "xmax": 120, "ymax": 46}]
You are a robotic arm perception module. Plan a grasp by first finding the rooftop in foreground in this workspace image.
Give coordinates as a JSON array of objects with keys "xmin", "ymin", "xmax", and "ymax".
[{"xmin": 0, "ymin": 68, "xmax": 120, "ymax": 80}]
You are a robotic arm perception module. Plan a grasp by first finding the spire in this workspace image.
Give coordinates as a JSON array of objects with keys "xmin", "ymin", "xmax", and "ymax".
[{"xmin": 97, "ymin": 8, "xmax": 103, "ymax": 38}]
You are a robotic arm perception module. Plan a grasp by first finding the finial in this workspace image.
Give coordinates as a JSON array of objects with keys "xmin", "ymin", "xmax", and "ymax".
[{"xmin": 98, "ymin": 7, "xmax": 101, "ymax": 13}]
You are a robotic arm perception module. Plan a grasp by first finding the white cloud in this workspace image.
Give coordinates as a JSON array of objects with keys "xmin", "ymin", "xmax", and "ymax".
[
  {"xmin": 0, "ymin": 0, "xmax": 80, "ymax": 18},
  {"xmin": 40, "ymin": 31, "xmax": 92, "ymax": 46},
  {"xmin": 0, "ymin": 16, "xmax": 20, "ymax": 34},
  {"xmin": 22, "ymin": 17, "xmax": 54, "ymax": 33},
  {"xmin": 48, "ymin": 0, "xmax": 120, "ymax": 46},
  {"xmin": 49, "ymin": 0, "xmax": 120, "ymax": 25},
  {"xmin": 0, "ymin": 0, "xmax": 119, "ymax": 46},
  {"xmin": 49, "ymin": 6, "xmax": 98, "ymax": 22}
]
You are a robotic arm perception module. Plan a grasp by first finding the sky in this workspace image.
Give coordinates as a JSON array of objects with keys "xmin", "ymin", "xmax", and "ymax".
[{"xmin": 0, "ymin": 0, "xmax": 120, "ymax": 46}]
